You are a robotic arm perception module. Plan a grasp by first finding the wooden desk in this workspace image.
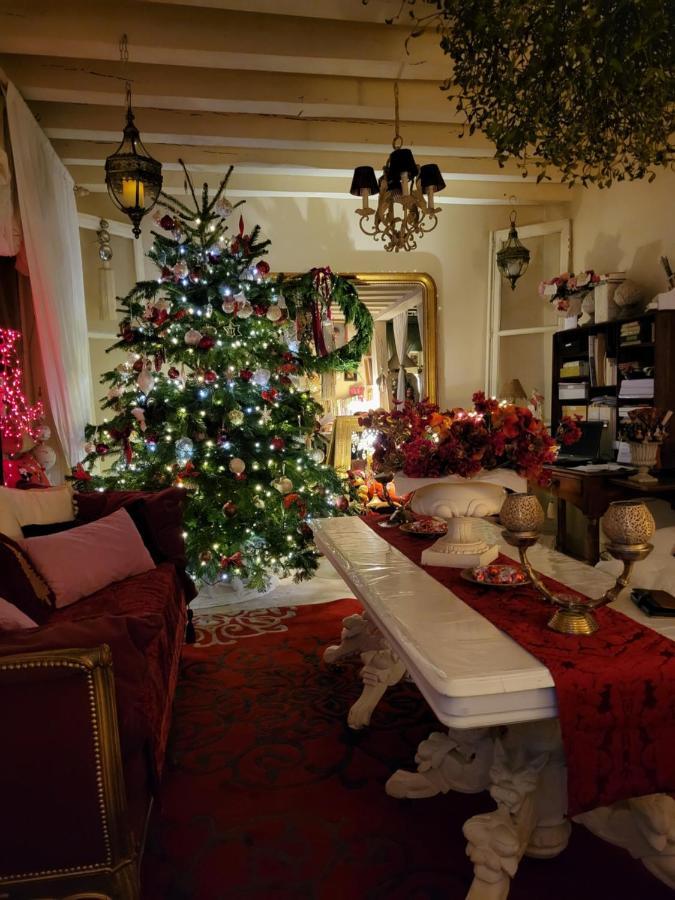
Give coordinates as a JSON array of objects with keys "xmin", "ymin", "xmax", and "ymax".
[{"xmin": 546, "ymin": 467, "xmax": 675, "ymax": 565}]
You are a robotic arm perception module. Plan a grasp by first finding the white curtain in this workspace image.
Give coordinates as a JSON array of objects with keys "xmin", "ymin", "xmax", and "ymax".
[
  {"xmin": 372, "ymin": 320, "xmax": 390, "ymax": 410},
  {"xmin": 5, "ymin": 82, "xmax": 94, "ymax": 466},
  {"xmin": 415, "ymin": 294, "xmax": 425, "ymax": 399},
  {"xmin": 392, "ymin": 310, "xmax": 408, "ymax": 403}
]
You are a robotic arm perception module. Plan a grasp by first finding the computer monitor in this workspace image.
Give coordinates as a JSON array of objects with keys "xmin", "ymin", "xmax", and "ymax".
[{"xmin": 558, "ymin": 420, "xmax": 605, "ymax": 459}]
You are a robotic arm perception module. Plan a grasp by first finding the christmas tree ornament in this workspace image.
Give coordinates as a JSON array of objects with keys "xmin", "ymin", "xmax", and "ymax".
[
  {"xmin": 203, "ymin": 370, "xmax": 217, "ymax": 384},
  {"xmin": 253, "ymin": 496, "xmax": 265, "ymax": 509},
  {"xmin": 136, "ymin": 369, "xmax": 155, "ymax": 394},
  {"xmin": 184, "ymin": 328, "xmax": 203, "ymax": 346},
  {"xmin": 198, "ymin": 335, "xmax": 216, "ymax": 350},
  {"xmin": 257, "ymin": 260, "xmax": 270, "ymax": 276},
  {"xmin": 271, "ymin": 476, "xmax": 293, "ymax": 495},
  {"xmin": 229, "ymin": 457, "xmax": 246, "ymax": 475},
  {"xmin": 131, "ymin": 407, "xmax": 147, "ymax": 431},
  {"xmin": 228, "ymin": 408, "xmax": 244, "ymax": 426},
  {"xmin": 95, "ymin": 442, "xmax": 110, "ymax": 455},
  {"xmin": 189, "ymin": 267, "xmax": 203, "ymax": 284},
  {"xmin": 107, "ymin": 385, "xmax": 125, "ymax": 400},
  {"xmin": 214, "ymin": 196, "xmax": 234, "ymax": 219},
  {"xmin": 159, "ymin": 214, "xmax": 175, "ymax": 231},
  {"xmin": 199, "ymin": 550, "xmax": 212, "ymax": 563},
  {"xmin": 266, "ymin": 305, "xmax": 283, "ymax": 322},
  {"xmin": 259, "ymin": 408, "xmax": 273, "ymax": 426},
  {"xmin": 222, "ymin": 500, "xmax": 237, "ymax": 516},
  {"xmin": 173, "ymin": 260, "xmax": 189, "ymax": 279},
  {"xmin": 222, "ymin": 299, "xmax": 236, "ymax": 314},
  {"xmin": 239, "ymin": 368, "xmax": 253, "ymax": 382},
  {"xmin": 270, "ymin": 436, "xmax": 285, "ymax": 451},
  {"xmin": 174, "ymin": 437, "xmax": 194, "ymax": 463},
  {"xmin": 251, "ymin": 368, "xmax": 271, "ymax": 387},
  {"xmin": 216, "ymin": 431, "xmax": 230, "ymax": 447},
  {"xmin": 310, "ymin": 447, "xmax": 325, "ymax": 464},
  {"xmin": 236, "ymin": 301, "xmax": 254, "ymax": 319},
  {"xmin": 33, "ymin": 444, "xmax": 57, "ymax": 472},
  {"xmin": 193, "ymin": 430, "xmax": 207, "ymax": 442},
  {"xmin": 84, "ymin": 441, "xmax": 96, "ymax": 455},
  {"xmin": 335, "ymin": 495, "xmax": 349, "ymax": 511},
  {"xmin": 168, "ymin": 366, "xmax": 180, "ymax": 379}
]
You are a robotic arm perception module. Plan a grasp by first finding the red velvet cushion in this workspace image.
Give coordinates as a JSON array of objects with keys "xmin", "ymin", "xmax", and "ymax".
[{"xmin": 0, "ymin": 532, "xmax": 55, "ymax": 624}]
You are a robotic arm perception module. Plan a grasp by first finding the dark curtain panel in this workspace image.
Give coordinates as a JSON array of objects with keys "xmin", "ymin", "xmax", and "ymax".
[{"xmin": 0, "ymin": 256, "xmax": 20, "ymax": 330}]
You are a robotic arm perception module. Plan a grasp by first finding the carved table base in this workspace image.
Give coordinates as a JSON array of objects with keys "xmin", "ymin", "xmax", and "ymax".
[{"xmin": 324, "ymin": 609, "xmax": 671, "ymax": 898}]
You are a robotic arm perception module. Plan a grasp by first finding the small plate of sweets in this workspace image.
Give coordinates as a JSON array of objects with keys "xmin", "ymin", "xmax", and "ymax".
[
  {"xmin": 399, "ymin": 516, "xmax": 448, "ymax": 538},
  {"xmin": 461, "ymin": 563, "xmax": 531, "ymax": 589}
]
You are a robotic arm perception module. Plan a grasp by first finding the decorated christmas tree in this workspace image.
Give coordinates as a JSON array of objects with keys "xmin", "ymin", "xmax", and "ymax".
[{"xmin": 72, "ymin": 165, "xmax": 372, "ymax": 589}]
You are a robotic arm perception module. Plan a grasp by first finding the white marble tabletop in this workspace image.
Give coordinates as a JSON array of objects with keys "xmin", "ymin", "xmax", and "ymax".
[{"xmin": 312, "ymin": 516, "xmax": 675, "ymax": 730}]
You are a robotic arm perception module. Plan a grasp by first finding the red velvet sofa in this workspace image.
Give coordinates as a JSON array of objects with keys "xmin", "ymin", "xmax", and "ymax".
[{"xmin": 0, "ymin": 489, "xmax": 196, "ymax": 900}]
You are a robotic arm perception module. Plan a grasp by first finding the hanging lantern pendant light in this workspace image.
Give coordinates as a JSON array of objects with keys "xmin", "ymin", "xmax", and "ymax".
[
  {"xmin": 496, "ymin": 209, "xmax": 531, "ymax": 290},
  {"xmin": 104, "ymin": 35, "xmax": 162, "ymax": 238}
]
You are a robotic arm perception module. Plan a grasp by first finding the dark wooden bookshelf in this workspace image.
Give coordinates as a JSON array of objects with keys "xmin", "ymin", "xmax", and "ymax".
[{"xmin": 551, "ymin": 310, "xmax": 675, "ymax": 468}]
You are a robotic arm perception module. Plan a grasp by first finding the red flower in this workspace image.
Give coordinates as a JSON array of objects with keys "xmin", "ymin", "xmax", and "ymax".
[
  {"xmin": 253, "ymin": 304, "xmax": 267, "ymax": 316},
  {"xmin": 261, "ymin": 388, "xmax": 278, "ymax": 402}
]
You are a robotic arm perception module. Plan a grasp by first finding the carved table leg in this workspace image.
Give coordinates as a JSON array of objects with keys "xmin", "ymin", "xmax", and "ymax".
[
  {"xmin": 322, "ymin": 612, "xmax": 383, "ymax": 664},
  {"xmin": 347, "ymin": 647, "xmax": 407, "ymax": 730},
  {"xmin": 386, "ymin": 727, "xmax": 494, "ymax": 799},
  {"xmin": 575, "ymin": 794, "xmax": 675, "ymax": 890},
  {"xmin": 463, "ymin": 719, "xmax": 570, "ymax": 900}
]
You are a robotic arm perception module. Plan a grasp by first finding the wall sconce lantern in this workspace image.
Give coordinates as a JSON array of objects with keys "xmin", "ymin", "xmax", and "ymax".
[
  {"xmin": 497, "ymin": 210, "xmax": 530, "ymax": 290},
  {"xmin": 104, "ymin": 35, "xmax": 162, "ymax": 238}
]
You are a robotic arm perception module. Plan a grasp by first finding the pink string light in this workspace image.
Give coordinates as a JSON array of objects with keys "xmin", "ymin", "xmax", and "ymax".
[{"xmin": 0, "ymin": 328, "xmax": 44, "ymax": 445}]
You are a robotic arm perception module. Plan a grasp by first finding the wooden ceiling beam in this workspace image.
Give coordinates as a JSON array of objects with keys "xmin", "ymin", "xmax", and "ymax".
[
  {"xmin": 0, "ymin": 0, "xmax": 448, "ymax": 80},
  {"xmin": 0, "ymin": 54, "xmax": 462, "ymax": 125}
]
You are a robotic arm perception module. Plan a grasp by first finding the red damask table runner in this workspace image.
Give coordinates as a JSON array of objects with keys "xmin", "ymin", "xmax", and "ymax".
[{"xmin": 363, "ymin": 517, "xmax": 675, "ymax": 815}]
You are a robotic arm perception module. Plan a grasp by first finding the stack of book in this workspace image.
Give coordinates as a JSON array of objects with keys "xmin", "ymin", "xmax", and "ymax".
[
  {"xmin": 559, "ymin": 360, "xmax": 589, "ymax": 378},
  {"xmin": 618, "ymin": 378, "xmax": 654, "ymax": 399},
  {"xmin": 620, "ymin": 321, "xmax": 642, "ymax": 344}
]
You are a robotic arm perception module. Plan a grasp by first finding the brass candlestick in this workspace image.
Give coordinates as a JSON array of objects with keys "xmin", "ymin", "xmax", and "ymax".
[{"xmin": 500, "ymin": 495, "xmax": 655, "ymax": 635}]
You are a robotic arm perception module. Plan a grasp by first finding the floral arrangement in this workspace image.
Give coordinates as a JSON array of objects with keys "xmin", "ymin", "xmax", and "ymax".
[
  {"xmin": 619, "ymin": 408, "xmax": 672, "ymax": 444},
  {"xmin": 556, "ymin": 415, "xmax": 583, "ymax": 447},
  {"xmin": 538, "ymin": 270, "xmax": 601, "ymax": 314},
  {"xmin": 359, "ymin": 393, "xmax": 579, "ymax": 484}
]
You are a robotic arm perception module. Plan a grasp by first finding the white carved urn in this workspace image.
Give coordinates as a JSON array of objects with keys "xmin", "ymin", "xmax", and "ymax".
[{"xmin": 394, "ymin": 469, "xmax": 527, "ymax": 568}]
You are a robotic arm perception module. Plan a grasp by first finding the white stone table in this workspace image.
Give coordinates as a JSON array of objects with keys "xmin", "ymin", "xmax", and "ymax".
[{"xmin": 312, "ymin": 516, "xmax": 675, "ymax": 899}]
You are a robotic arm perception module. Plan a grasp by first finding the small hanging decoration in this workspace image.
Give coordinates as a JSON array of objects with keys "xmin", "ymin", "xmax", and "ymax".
[
  {"xmin": 496, "ymin": 210, "xmax": 531, "ymax": 290},
  {"xmin": 228, "ymin": 457, "xmax": 246, "ymax": 475},
  {"xmin": 174, "ymin": 437, "xmax": 194, "ymax": 463},
  {"xmin": 96, "ymin": 220, "xmax": 117, "ymax": 319}
]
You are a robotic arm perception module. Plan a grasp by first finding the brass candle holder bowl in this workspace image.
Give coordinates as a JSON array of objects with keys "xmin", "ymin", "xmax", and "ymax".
[{"xmin": 499, "ymin": 494, "xmax": 655, "ymax": 635}]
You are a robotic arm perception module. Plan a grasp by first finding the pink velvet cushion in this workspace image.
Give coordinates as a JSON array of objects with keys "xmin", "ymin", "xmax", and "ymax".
[
  {"xmin": 19, "ymin": 508, "xmax": 156, "ymax": 608},
  {"xmin": 0, "ymin": 597, "xmax": 38, "ymax": 631}
]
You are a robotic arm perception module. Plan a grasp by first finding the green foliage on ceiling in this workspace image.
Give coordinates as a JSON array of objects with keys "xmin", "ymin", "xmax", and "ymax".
[{"xmin": 384, "ymin": 0, "xmax": 674, "ymax": 187}]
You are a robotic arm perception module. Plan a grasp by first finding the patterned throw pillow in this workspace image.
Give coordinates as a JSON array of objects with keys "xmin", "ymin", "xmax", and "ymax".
[{"xmin": 0, "ymin": 533, "xmax": 55, "ymax": 624}]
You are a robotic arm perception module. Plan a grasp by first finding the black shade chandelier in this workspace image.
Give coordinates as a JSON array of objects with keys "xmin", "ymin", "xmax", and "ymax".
[
  {"xmin": 496, "ymin": 210, "xmax": 531, "ymax": 290},
  {"xmin": 350, "ymin": 83, "xmax": 446, "ymax": 253},
  {"xmin": 105, "ymin": 35, "xmax": 162, "ymax": 239}
]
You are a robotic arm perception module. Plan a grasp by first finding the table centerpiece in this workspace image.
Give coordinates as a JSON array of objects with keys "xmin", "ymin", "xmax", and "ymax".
[
  {"xmin": 359, "ymin": 393, "xmax": 581, "ymax": 567},
  {"xmin": 539, "ymin": 269, "xmax": 601, "ymax": 329}
]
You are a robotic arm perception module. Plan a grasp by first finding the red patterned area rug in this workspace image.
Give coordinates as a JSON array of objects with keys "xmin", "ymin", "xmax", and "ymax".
[{"xmin": 142, "ymin": 599, "xmax": 671, "ymax": 900}]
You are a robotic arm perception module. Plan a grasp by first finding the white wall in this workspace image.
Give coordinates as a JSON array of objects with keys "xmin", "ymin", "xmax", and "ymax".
[{"xmin": 571, "ymin": 168, "xmax": 675, "ymax": 299}]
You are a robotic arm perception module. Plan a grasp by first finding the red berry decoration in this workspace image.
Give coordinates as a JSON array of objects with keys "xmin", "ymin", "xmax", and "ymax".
[
  {"xmin": 198, "ymin": 335, "xmax": 215, "ymax": 350},
  {"xmin": 168, "ymin": 366, "xmax": 180, "ymax": 379},
  {"xmin": 257, "ymin": 260, "xmax": 270, "ymax": 275},
  {"xmin": 270, "ymin": 436, "xmax": 285, "ymax": 451},
  {"xmin": 95, "ymin": 442, "xmax": 109, "ymax": 455},
  {"xmin": 159, "ymin": 214, "xmax": 175, "ymax": 230},
  {"xmin": 253, "ymin": 304, "xmax": 267, "ymax": 317},
  {"xmin": 239, "ymin": 368, "xmax": 253, "ymax": 382},
  {"xmin": 203, "ymin": 370, "xmax": 217, "ymax": 384},
  {"xmin": 261, "ymin": 388, "xmax": 278, "ymax": 402},
  {"xmin": 222, "ymin": 501, "xmax": 237, "ymax": 517}
]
